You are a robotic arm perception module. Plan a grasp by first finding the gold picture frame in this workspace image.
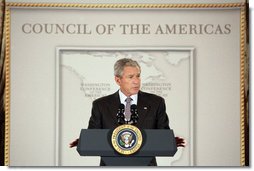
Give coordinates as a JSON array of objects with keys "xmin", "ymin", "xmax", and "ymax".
[{"xmin": 4, "ymin": 1, "xmax": 248, "ymax": 166}]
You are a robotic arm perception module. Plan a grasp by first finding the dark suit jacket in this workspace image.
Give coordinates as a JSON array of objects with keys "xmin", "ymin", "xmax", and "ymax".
[{"xmin": 87, "ymin": 90, "xmax": 170, "ymax": 166}]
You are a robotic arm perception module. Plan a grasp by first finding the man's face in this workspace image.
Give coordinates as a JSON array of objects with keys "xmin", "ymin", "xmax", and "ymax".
[{"xmin": 115, "ymin": 66, "xmax": 141, "ymax": 97}]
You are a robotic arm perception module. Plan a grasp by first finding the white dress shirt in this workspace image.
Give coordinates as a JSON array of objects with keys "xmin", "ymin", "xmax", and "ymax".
[{"xmin": 118, "ymin": 89, "xmax": 138, "ymax": 107}]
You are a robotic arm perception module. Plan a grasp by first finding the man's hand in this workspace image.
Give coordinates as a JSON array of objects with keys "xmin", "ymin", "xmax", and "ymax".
[
  {"xmin": 69, "ymin": 138, "xmax": 79, "ymax": 148},
  {"xmin": 175, "ymin": 137, "xmax": 186, "ymax": 147}
]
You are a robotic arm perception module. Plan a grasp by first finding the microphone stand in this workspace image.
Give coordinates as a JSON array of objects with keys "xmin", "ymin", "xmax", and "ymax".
[{"xmin": 130, "ymin": 104, "xmax": 139, "ymax": 125}]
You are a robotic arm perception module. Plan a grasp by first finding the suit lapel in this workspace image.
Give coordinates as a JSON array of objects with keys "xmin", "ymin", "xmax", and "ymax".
[
  {"xmin": 137, "ymin": 91, "xmax": 150, "ymax": 127},
  {"xmin": 108, "ymin": 91, "xmax": 121, "ymax": 126}
]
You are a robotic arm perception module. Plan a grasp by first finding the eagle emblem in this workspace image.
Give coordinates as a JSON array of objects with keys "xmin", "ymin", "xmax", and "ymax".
[
  {"xmin": 119, "ymin": 131, "xmax": 135, "ymax": 148},
  {"xmin": 111, "ymin": 124, "xmax": 142, "ymax": 155}
]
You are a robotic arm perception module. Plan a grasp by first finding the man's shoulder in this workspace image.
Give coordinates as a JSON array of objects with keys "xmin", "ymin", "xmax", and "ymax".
[
  {"xmin": 93, "ymin": 92, "xmax": 118, "ymax": 104},
  {"xmin": 139, "ymin": 91, "xmax": 164, "ymax": 101}
]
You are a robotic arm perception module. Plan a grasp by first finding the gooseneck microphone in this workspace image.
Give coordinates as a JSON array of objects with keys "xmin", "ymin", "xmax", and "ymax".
[
  {"xmin": 116, "ymin": 104, "xmax": 125, "ymax": 125},
  {"xmin": 130, "ymin": 104, "xmax": 139, "ymax": 125}
]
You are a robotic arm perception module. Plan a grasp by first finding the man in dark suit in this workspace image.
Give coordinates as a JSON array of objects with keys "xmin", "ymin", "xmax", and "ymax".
[
  {"xmin": 70, "ymin": 58, "xmax": 185, "ymax": 166},
  {"xmin": 88, "ymin": 91, "xmax": 169, "ymax": 130}
]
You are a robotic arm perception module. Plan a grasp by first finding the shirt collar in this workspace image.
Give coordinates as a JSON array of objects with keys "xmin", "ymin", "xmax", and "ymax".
[{"xmin": 118, "ymin": 90, "xmax": 138, "ymax": 105}]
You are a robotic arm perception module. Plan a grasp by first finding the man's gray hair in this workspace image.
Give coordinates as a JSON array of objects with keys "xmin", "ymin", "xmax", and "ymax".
[{"xmin": 114, "ymin": 58, "xmax": 141, "ymax": 77}]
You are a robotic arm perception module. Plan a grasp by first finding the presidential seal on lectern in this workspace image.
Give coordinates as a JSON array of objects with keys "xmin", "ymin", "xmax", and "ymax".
[{"xmin": 111, "ymin": 124, "xmax": 143, "ymax": 155}]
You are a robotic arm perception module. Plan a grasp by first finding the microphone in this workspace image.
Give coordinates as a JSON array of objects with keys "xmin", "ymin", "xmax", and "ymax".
[
  {"xmin": 117, "ymin": 104, "xmax": 125, "ymax": 125},
  {"xmin": 130, "ymin": 104, "xmax": 139, "ymax": 125}
]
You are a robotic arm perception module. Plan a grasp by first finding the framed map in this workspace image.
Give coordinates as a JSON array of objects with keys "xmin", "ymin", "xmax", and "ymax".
[{"xmin": 56, "ymin": 47, "xmax": 194, "ymax": 166}]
